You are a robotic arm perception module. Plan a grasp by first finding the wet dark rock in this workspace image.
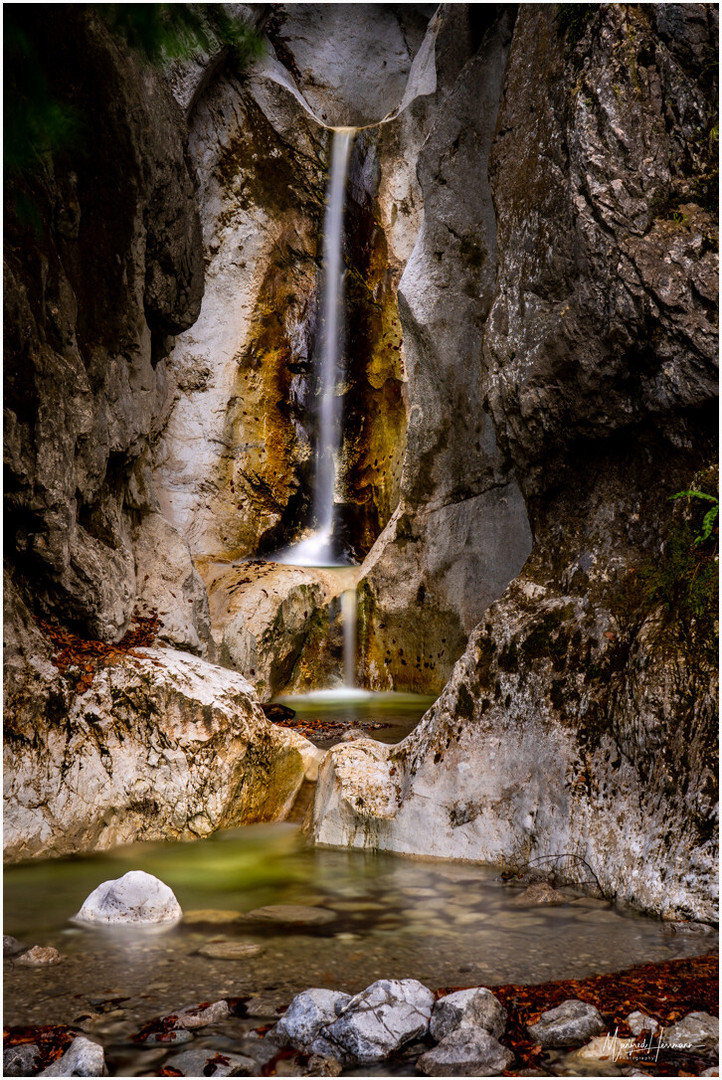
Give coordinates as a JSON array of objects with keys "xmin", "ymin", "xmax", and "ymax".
[
  {"xmin": 527, "ymin": 999, "xmax": 606, "ymax": 1047},
  {"xmin": 3, "ymin": 1043, "xmax": 42, "ymax": 1077},
  {"xmin": 417, "ymin": 1028, "xmax": 515, "ymax": 1076},
  {"xmin": 3, "ymin": 935, "xmax": 28, "ymax": 957}
]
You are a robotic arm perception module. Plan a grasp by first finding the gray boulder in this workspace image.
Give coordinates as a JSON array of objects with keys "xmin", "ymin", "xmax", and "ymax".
[
  {"xmin": 271, "ymin": 988, "xmax": 352, "ymax": 1052},
  {"xmin": 626, "ymin": 1010, "xmax": 660, "ymax": 1036},
  {"xmin": 417, "ymin": 1028, "xmax": 514, "ymax": 1076},
  {"xmin": 324, "ymin": 978, "xmax": 434, "ymax": 1063},
  {"xmin": 430, "ymin": 987, "xmax": 507, "ymax": 1041},
  {"xmin": 39, "ymin": 1036, "xmax": 107, "ymax": 1076},
  {"xmin": 527, "ymin": 999, "xmax": 606, "ymax": 1047},
  {"xmin": 4, "ymin": 1043, "xmax": 41, "ymax": 1077},
  {"xmin": 174, "ymin": 1000, "xmax": 231, "ymax": 1029},
  {"xmin": 663, "ymin": 1011, "xmax": 718, "ymax": 1055},
  {"xmin": 73, "ymin": 870, "xmax": 182, "ymax": 925}
]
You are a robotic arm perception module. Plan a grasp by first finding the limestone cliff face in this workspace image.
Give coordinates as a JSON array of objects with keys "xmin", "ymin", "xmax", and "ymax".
[
  {"xmin": 4, "ymin": 7, "xmax": 210, "ymax": 654},
  {"xmin": 312, "ymin": 4, "xmax": 719, "ymax": 920}
]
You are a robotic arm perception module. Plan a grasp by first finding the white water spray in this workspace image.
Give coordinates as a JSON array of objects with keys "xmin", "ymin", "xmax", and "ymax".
[{"xmin": 278, "ymin": 127, "xmax": 356, "ymax": 568}]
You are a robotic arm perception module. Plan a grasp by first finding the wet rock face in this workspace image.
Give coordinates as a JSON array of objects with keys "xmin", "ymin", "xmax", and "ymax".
[
  {"xmin": 484, "ymin": 4, "xmax": 718, "ymax": 503},
  {"xmin": 4, "ymin": 7, "xmax": 204, "ymax": 642},
  {"xmin": 358, "ymin": 6, "xmax": 533, "ymax": 694},
  {"xmin": 313, "ymin": 5, "xmax": 718, "ymax": 919}
]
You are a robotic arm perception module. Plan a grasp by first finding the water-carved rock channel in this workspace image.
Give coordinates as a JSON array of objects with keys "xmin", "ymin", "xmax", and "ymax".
[{"xmin": 3, "ymin": 4, "xmax": 718, "ymax": 1078}]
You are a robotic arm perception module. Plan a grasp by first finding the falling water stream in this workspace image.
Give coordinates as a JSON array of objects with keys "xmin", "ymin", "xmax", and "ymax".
[{"xmin": 278, "ymin": 128, "xmax": 356, "ymax": 569}]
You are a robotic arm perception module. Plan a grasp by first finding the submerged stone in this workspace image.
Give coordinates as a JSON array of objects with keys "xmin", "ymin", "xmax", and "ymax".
[
  {"xmin": 165, "ymin": 1048, "xmax": 259, "ymax": 1076},
  {"xmin": 197, "ymin": 940, "xmax": 264, "ymax": 960},
  {"xmin": 15, "ymin": 945, "xmax": 62, "ymax": 966},
  {"xmin": 242, "ymin": 905, "xmax": 336, "ymax": 925}
]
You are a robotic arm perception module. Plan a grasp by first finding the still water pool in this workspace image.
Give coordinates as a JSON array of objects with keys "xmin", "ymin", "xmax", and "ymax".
[{"xmin": 4, "ymin": 824, "xmax": 716, "ymax": 1076}]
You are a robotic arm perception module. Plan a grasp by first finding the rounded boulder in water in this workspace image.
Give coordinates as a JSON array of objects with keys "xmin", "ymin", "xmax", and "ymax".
[{"xmin": 73, "ymin": 870, "xmax": 182, "ymax": 925}]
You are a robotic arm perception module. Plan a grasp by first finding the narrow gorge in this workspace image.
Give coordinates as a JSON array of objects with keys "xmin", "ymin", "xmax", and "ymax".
[{"xmin": 4, "ymin": 4, "xmax": 719, "ymax": 1078}]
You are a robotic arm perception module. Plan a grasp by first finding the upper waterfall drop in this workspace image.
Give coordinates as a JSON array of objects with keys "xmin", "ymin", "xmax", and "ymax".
[{"xmin": 277, "ymin": 127, "xmax": 356, "ymax": 568}]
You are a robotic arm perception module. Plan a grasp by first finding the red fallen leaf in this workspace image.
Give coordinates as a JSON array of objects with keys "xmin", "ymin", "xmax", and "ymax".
[{"xmin": 157, "ymin": 1070, "xmax": 183, "ymax": 1077}]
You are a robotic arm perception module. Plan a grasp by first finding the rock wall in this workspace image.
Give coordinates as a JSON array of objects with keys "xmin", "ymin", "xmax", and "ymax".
[
  {"xmin": 153, "ymin": 5, "xmax": 431, "ymax": 564},
  {"xmin": 312, "ymin": 4, "xmax": 719, "ymax": 921},
  {"xmin": 4, "ymin": 7, "xmax": 210, "ymax": 656},
  {"xmin": 2, "ymin": 7, "xmax": 318, "ymax": 859}
]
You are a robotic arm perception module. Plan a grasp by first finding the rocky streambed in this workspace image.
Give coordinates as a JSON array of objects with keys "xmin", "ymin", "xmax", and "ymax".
[{"xmin": 4, "ymin": 833, "xmax": 719, "ymax": 1076}]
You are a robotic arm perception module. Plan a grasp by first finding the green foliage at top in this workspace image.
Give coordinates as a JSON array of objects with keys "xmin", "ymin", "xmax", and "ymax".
[
  {"xmin": 669, "ymin": 489, "xmax": 719, "ymax": 546},
  {"xmin": 637, "ymin": 471, "xmax": 719, "ymax": 658},
  {"xmin": 4, "ymin": 10, "xmax": 81, "ymax": 178},
  {"xmin": 100, "ymin": 4, "xmax": 264, "ymax": 67},
  {"xmin": 4, "ymin": 5, "xmax": 263, "ymax": 181},
  {"xmin": 556, "ymin": 4, "xmax": 600, "ymax": 46}
]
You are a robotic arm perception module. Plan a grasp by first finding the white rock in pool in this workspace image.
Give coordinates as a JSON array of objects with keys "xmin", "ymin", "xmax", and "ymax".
[{"xmin": 73, "ymin": 870, "xmax": 182, "ymax": 925}]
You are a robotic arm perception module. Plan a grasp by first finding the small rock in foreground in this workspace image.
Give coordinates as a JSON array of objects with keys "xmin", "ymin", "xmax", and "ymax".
[
  {"xmin": 663, "ymin": 1011, "xmax": 718, "ymax": 1054},
  {"xmin": 417, "ymin": 1028, "xmax": 515, "ymax": 1076},
  {"xmin": 73, "ymin": 870, "xmax": 182, "ymax": 925},
  {"xmin": 38, "ymin": 1036, "xmax": 107, "ymax": 1076},
  {"xmin": 324, "ymin": 978, "xmax": 434, "ymax": 1063},
  {"xmin": 626, "ymin": 1010, "xmax": 660, "ymax": 1036},
  {"xmin": 15, "ymin": 945, "xmax": 62, "ymax": 966},
  {"xmin": 305, "ymin": 1055, "xmax": 343, "ymax": 1077},
  {"xmin": 430, "ymin": 987, "xmax": 507, "ymax": 1040},
  {"xmin": 4, "ymin": 1043, "xmax": 42, "ymax": 1077},
  {"xmin": 174, "ymin": 1000, "xmax": 232, "ymax": 1029},
  {"xmin": 165, "ymin": 1048, "xmax": 259, "ymax": 1076},
  {"xmin": 527, "ymin": 998, "xmax": 606, "ymax": 1046}
]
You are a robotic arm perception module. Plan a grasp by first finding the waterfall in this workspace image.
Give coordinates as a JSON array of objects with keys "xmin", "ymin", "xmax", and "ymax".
[{"xmin": 278, "ymin": 127, "xmax": 356, "ymax": 568}]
